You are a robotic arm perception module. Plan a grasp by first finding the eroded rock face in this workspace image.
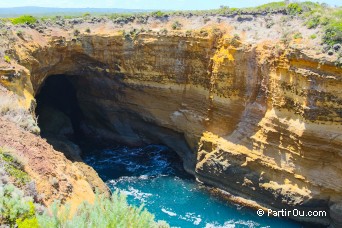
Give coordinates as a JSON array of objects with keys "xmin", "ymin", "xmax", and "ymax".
[
  {"xmin": 2, "ymin": 30, "xmax": 342, "ymax": 226},
  {"xmin": 0, "ymin": 117, "xmax": 108, "ymax": 213}
]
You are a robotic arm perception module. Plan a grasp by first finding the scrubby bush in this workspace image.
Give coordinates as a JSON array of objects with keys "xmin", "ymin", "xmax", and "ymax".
[
  {"xmin": 171, "ymin": 21, "xmax": 182, "ymax": 30},
  {"xmin": 293, "ymin": 32, "xmax": 303, "ymax": 39},
  {"xmin": 151, "ymin": 11, "xmax": 164, "ymax": 18},
  {"xmin": 287, "ymin": 3, "xmax": 303, "ymax": 15},
  {"xmin": 37, "ymin": 191, "xmax": 169, "ymax": 228},
  {"xmin": 319, "ymin": 16, "xmax": 331, "ymax": 26},
  {"xmin": 305, "ymin": 14, "xmax": 321, "ymax": 29},
  {"xmin": 0, "ymin": 158, "xmax": 40, "ymax": 227},
  {"xmin": 310, "ymin": 34, "xmax": 317, "ymax": 39},
  {"xmin": 266, "ymin": 19, "xmax": 275, "ymax": 29},
  {"xmin": 281, "ymin": 30, "xmax": 292, "ymax": 45},
  {"xmin": 0, "ymin": 181, "xmax": 38, "ymax": 227},
  {"xmin": 323, "ymin": 21, "xmax": 342, "ymax": 46},
  {"xmin": 73, "ymin": 29, "xmax": 80, "ymax": 36},
  {"xmin": 4, "ymin": 55, "xmax": 10, "ymax": 63},
  {"xmin": 11, "ymin": 15, "xmax": 37, "ymax": 25},
  {"xmin": 16, "ymin": 30, "xmax": 24, "ymax": 36},
  {"xmin": 185, "ymin": 30, "xmax": 192, "ymax": 37},
  {"xmin": 0, "ymin": 149, "xmax": 30, "ymax": 187},
  {"xmin": 85, "ymin": 28, "xmax": 91, "ymax": 33}
]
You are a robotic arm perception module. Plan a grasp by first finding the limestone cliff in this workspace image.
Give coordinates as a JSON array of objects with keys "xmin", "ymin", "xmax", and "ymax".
[{"xmin": 0, "ymin": 20, "xmax": 341, "ymax": 226}]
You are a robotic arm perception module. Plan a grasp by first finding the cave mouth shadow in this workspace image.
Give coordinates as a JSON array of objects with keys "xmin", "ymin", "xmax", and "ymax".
[
  {"xmin": 35, "ymin": 74, "xmax": 84, "ymax": 142},
  {"xmin": 34, "ymin": 74, "xmax": 188, "ymax": 172}
]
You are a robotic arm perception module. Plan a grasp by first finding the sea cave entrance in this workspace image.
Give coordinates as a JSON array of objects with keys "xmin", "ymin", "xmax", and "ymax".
[{"xmin": 35, "ymin": 74, "xmax": 84, "ymax": 141}]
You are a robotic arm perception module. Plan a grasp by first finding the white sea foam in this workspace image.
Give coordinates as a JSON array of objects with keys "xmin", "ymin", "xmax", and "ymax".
[
  {"xmin": 179, "ymin": 212, "xmax": 202, "ymax": 226},
  {"xmin": 161, "ymin": 208, "xmax": 177, "ymax": 217},
  {"xmin": 193, "ymin": 217, "xmax": 202, "ymax": 225},
  {"xmin": 205, "ymin": 219, "xmax": 260, "ymax": 228},
  {"xmin": 117, "ymin": 186, "xmax": 152, "ymax": 203}
]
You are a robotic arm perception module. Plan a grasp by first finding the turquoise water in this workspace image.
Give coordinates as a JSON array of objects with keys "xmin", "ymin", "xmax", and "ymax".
[{"xmin": 81, "ymin": 144, "xmax": 303, "ymax": 228}]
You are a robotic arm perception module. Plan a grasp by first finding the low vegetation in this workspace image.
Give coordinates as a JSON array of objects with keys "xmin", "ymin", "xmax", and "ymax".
[
  {"xmin": 171, "ymin": 21, "xmax": 182, "ymax": 30},
  {"xmin": 0, "ymin": 183, "xmax": 168, "ymax": 228},
  {"xmin": 83, "ymin": 13, "xmax": 91, "ymax": 18},
  {"xmin": 310, "ymin": 34, "xmax": 317, "ymax": 39},
  {"xmin": 293, "ymin": 32, "xmax": 303, "ymax": 39},
  {"xmin": 4, "ymin": 55, "xmax": 11, "ymax": 63},
  {"xmin": 106, "ymin": 1, "xmax": 340, "ymax": 48},
  {"xmin": 151, "ymin": 11, "xmax": 165, "ymax": 18},
  {"xmin": 323, "ymin": 20, "xmax": 342, "ymax": 46},
  {"xmin": 287, "ymin": 3, "xmax": 303, "ymax": 15},
  {"xmin": 0, "ymin": 146, "xmax": 168, "ymax": 228},
  {"xmin": 73, "ymin": 29, "xmax": 80, "ymax": 36},
  {"xmin": 37, "ymin": 193, "xmax": 169, "ymax": 228},
  {"xmin": 0, "ymin": 148, "xmax": 30, "ymax": 187},
  {"xmin": 0, "ymin": 147, "xmax": 38, "ymax": 227},
  {"xmin": 4, "ymin": 1, "xmax": 338, "ymax": 51},
  {"xmin": 10, "ymin": 15, "xmax": 37, "ymax": 25},
  {"xmin": 0, "ymin": 182, "xmax": 39, "ymax": 227},
  {"xmin": 298, "ymin": 3, "xmax": 342, "ymax": 46}
]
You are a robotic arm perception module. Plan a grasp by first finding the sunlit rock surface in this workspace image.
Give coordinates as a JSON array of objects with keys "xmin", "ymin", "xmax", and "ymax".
[{"xmin": 1, "ymin": 21, "xmax": 341, "ymax": 226}]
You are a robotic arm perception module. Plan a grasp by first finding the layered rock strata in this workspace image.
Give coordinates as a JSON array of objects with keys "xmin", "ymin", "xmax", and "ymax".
[{"xmin": 1, "ymin": 29, "xmax": 341, "ymax": 226}]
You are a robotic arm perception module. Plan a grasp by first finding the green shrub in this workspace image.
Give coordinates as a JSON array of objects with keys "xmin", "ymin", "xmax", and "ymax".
[
  {"xmin": 287, "ymin": 3, "xmax": 303, "ymax": 15},
  {"xmin": 322, "ymin": 9, "xmax": 342, "ymax": 45},
  {"xmin": 37, "ymin": 191, "xmax": 169, "ymax": 228},
  {"xmin": 323, "ymin": 21, "xmax": 342, "ymax": 45},
  {"xmin": 4, "ymin": 55, "xmax": 10, "ymax": 63},
  {"xmin": 305, "ymin": 15, "xmax": 321, "ymax": 29},
  {"xmin": 310, "ymin": 34, "xmax": 317, "ymax": 39},
  {"xmin": 0, "ymin": 149, "xmax": 30, "ymax": 187},
  {"xmin": 266, "ymin": 20, "xmax": 275, "ymax": 29},
  {"xmin": 320, "ymin": 16, "xmax": 330, "ymax": 26},
  {"xmin": 85, "ymin": 28, "xmax": 91, "ymax": 33},
  {"xmin": 11, "ymin": 15, "xmax": 37, "ymax": 25},
  {"xmin": 0, "ymin": 183, "xmax": 38, "ymax": 227},
  {"xmin": 16, "ymin": 30, "xmax": 23, "ymax": 36},
  {"xmin": 171, "ymin": 21, "xmax": 182, "ymax": 30},
  {"xmin": 229, "ymin": 8, "xmax": 239, "ymax": 13},
  {"xmin": 151, "ymin": 11, "xmax": 164, "ymax": 17},
  {"xmin": 63, "ymin": 16, "xmax": 74, "ymax": 19},
  {"xmin": 16, "ymin": 202, "xmax": 39, "ymax": 228},
  {"xmin": 185, "ymin": 30, "xmax": 192, "ymax": 37},
  {"xmin": 73, "ymin": 29, "xmax": 80, "ymax": 36},
  {"xmin": 293, "ymin": 32, "xmax": 303, "ymax": 39}
]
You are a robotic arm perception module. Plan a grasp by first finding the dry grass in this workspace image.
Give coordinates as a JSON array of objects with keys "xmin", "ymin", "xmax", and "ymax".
[{"xmin": 0, "ymin": 86, "xmax": 40, "ymax": 134}]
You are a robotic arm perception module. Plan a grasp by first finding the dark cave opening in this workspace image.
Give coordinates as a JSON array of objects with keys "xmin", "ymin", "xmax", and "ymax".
[
  {"xmin": 34, "ymin": 73, "xmax": 192, "ymax": 171},
  {"xmin": 35, "ymin": 75, "xmax": 84, "ymax": 140}
]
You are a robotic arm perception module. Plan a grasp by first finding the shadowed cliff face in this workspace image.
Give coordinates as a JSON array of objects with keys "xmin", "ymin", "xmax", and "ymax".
[{"xmin": 3, "ymin": 32, "xmax": 342, "ymax": 226}]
